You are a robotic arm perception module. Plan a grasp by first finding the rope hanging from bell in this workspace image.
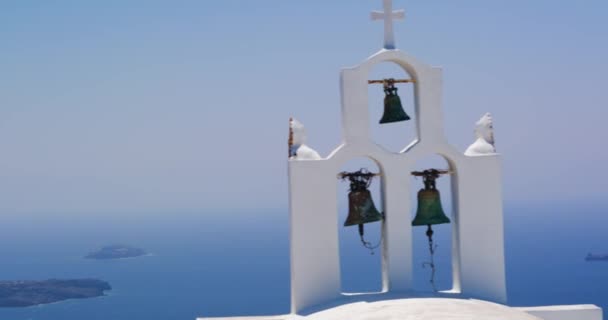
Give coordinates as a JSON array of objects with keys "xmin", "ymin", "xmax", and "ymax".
[
  {"xmin": 422, "ymin": 224, "xmax": 438, "ymax": 292},
  {"xmin": 338, "ymin": 169, "xmax": 384, "ymax": 255},
  {"xmin": 411, "ymin": 169, "xmax": 451, "ymax": 291}
]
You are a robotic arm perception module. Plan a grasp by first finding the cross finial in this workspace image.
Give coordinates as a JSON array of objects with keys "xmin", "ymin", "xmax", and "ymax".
[{"xmin": 371, "ymin": 0, "xmax": 405, "ymax": 50}]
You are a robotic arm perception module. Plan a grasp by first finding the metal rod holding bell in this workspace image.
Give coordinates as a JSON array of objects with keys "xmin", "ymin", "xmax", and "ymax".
[
  {"xmin": 411, "ymin": 169, "xmax": 452, "ymax": 177},
  {"xmin": 368, "ymin": 78, "xmax": 415, "ymax": 84},
  {"xmin": 337, "ymin": 171, "xmax": 381, "ymax": 179}
]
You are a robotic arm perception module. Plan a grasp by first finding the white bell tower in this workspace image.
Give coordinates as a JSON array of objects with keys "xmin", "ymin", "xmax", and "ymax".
[{"xmin": 287, "ymin": 0, "xmax": 506, "ymax": 313}]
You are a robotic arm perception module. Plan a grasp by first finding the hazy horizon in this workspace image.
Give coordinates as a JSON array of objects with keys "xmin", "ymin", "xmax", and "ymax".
[{"xmin": 1, "ymin": 1, "xmax": 607, "ymax": 215}]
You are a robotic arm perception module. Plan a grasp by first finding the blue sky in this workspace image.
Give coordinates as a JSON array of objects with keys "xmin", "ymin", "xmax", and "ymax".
[{"xmin": 0, "ymin": 1, "xmax": 607, "ymax": 215}]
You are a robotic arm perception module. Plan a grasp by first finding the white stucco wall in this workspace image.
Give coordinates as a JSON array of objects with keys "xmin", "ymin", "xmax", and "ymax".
[
  {"xmin": 288, "ymin": 49, "xmax": 507, "ymax": 314},
  {"xmin": 518, "ymin": 305, "xmax": 603, "ymax": 320}
]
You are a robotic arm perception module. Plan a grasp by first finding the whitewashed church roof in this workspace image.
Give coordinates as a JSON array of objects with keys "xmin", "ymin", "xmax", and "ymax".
[
  {"xmin": 305, "ymin": 298, "xmax": 542, "ymax": 320},
  {"xmin": 202, "ymin": 298, "xmax": 545, "ymax": 320}
]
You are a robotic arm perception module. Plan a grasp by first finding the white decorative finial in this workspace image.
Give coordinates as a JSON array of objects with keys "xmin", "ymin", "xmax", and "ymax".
[
  {"xmin": 371, "ymin": 0, "xmax": 405, "ymax": 50},
  {"xmin": 289, "ymin": 118, "xmax": 321, "ymax": 160},
  {"xmin": 465, "ymin": 113, "xmax": 497, "ymax": 156}
]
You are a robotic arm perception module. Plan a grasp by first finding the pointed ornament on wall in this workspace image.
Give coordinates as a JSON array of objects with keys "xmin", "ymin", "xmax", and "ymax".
[
  {"xmin": 465, "ymin": 113, "xmax": 496, "ymax": 156},
  {"xmin": 288, "ymin": 117, "xmax": 321, "ymax": 160}
]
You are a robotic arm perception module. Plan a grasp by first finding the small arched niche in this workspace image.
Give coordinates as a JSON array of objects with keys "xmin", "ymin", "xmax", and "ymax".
[
  {"xmin": 368, "ymin": 62, "xmax": 417, "ymax": 153},
  {"xmin": 409, "ymin": 154, "xmax": 456, "ymax": 293},
  {"xmin": 337, "ymin": 157, "xmax": 384, "ymax": 294}
]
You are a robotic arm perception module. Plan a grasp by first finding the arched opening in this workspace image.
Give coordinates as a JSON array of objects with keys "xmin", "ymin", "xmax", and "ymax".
[
  {"xmin": 368, "ymin": 62, "xmax": 417, "ymax": 153},
  {"xmin": 410, "ymin": 155, "xmax": 455, "ymax": 293},
  {"xmin": 337, "ymin": 157, "xmax": 384, "ymax": 293}
]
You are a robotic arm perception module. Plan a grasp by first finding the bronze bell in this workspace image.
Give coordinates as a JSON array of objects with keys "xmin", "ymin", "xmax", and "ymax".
[
  {"xmin": 344, "ymin": 188, "xmax": 384, "ymax": 226},
  {"xmin": 411, "ymin": 169, "xmax": 451, "ymax": 291},
  {"xmin": 411, "ymin": 169, "xmax": 451, "ymax": 226},
  {"xmin": 379, "ymin": 79, "xmax": 411, "ymax": 124},
  {"xmin": 412, "ymin": 188, "xmax": 450, "ymax": 226},
  {"xmin": 340, "ymin": 169, "xmax": 384, "ymax": 253},
  {"xmin": 341, "ymin": 170, "xmax": 383, "ymax": 227}
]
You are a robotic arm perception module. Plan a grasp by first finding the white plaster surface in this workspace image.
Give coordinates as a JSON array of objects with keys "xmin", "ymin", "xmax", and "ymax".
[
  {"xmin": 518, "ymin": 305, "xmax": 603, "ymax": 320},
  {"xmin": 204, "ymin": 299, "xmax": 606, "ymax": 320},
  {"xmin": 293, "ymin": 144, "xmax": 321, "ymax": 160},
  {"xmin": 198, "ymin": 303, "xmax": 604, "ymax": 320},
  {"xmin": 306, "ymin": 298, "xmax": 543, "ymax": 320}
]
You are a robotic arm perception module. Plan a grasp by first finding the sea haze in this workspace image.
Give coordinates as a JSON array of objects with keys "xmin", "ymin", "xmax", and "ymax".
[{"xmin": 0, "ymin": 203, "xmax": 606, "ymax": 320}]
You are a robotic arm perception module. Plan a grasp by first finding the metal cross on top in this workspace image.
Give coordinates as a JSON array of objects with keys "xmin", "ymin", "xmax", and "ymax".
[{"xmin": 371, "ymin": 0, "xmax": 405, "ymax": 50}]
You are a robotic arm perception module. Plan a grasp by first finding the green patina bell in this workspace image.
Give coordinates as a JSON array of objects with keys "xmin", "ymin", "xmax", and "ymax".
[
  {"xmin": 344, "ymin": 188, "xmax": 384, "ymax": 226},
  {"xmin": 412, "ymin": 188, "xmax": 450, "ymax": 226},
  {"xmin": 340, "ymin": 169, "xmax": 384, "ymax": 253},
  {"xmin": 341, "ymin": 170, "xmax": 383, "ymax": 227},
  {"xmin": 379, "ymin": 81, "xmax": 410, "ymax": 124},
  {"xmin": 412, "ymin": 169, "xmax": 451, "ymax": 226},
  {"xmin": 411, "ymin": 169, "xmax": 451, "ymax": 291}
]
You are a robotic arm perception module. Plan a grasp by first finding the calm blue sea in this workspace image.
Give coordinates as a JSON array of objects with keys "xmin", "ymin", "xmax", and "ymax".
[{"xmin": 0, "ymin": 202, "xmax": 606, "ymax": 320}]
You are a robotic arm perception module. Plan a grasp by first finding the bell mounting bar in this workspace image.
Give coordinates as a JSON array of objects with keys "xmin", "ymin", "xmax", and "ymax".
[
  {"xmin": 337, "ymin": 170, "xmax": 381, "ymax": 179},
  {"xmin": 368, "ymin": 78, "xmax": 415, "ymax": 85},
  {"xmin": 411, "ymin": 169, "xmax": 452, "ymax": 177}
]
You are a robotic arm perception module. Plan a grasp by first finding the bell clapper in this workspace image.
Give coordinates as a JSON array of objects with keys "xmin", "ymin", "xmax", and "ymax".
[
  {"xmin": 422, "ymin": 224, "xmax": 439, "ymax": 292},
  {"xmin": 358, "ymin": 223, "xmax": 382, "ymax": 255}
]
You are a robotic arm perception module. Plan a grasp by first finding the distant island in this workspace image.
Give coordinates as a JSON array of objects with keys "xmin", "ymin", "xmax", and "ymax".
[
  {"xmin": 85, "ymin": 245, "xmax": 147, "ymax": 260},
  {"xmin": 0, "ymin": 279, "xmax": 111, "ymax": 307},
  {"xmin": 585, "ymin": 253, "xmax": 608, "ymax": 261}
]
